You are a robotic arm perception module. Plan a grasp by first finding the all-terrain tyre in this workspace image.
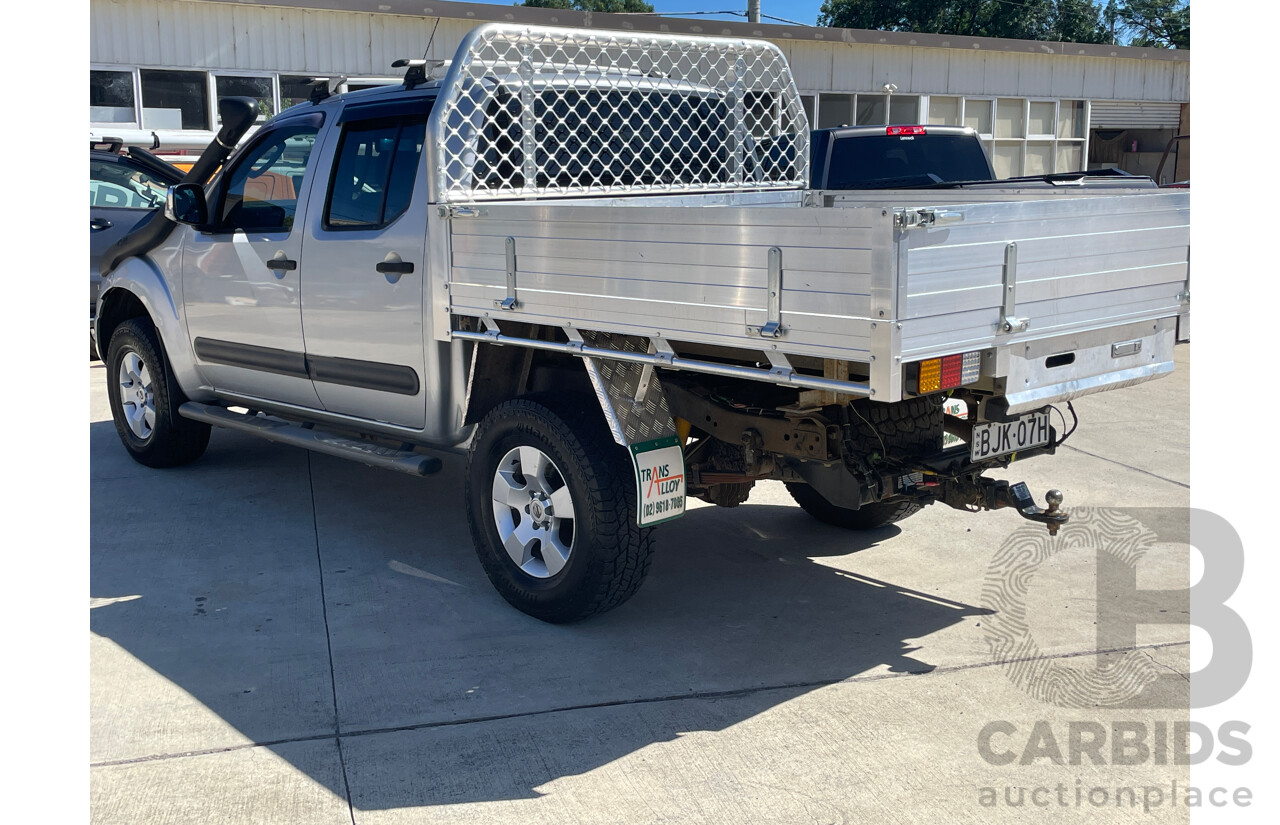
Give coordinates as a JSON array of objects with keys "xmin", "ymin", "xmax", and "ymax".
[
  {"xmin": 465, "ymin": 393, "xmax": 655, "ymax": 623},
  {"xmin": 785, "ymin": 483, "xmax": 922, "ymax": 530},
  {"xmin": 105, "ymin": 319, "xmax": 211, "ymax": 468},
  {"xmin": 845, "ymin": 396, "xmax": 944, "ymax": 461}
]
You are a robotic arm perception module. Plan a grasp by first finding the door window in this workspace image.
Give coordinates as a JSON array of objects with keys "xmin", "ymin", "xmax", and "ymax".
[
  {"xmin": 324, "ymin": 118, "xmax": 427, "ymax": 230},
  {"xmin": 219, "ymin": 121, "xmax": 320, "ymax": 232}
]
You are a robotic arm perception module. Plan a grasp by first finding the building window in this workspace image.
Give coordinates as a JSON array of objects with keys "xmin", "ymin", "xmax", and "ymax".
[
  {"xmin": 888, "ymin": 95, "xmax": 920, "ymax": 125},
  {"xmin": 964, "ymin": 99, "xmax": 993, "ymax": 136},
  {"xmin": 995, "ymin": 98, "xmax": 1024, "ymax": 139},
  {"xmin": 816, "ymin": 93, "xmax": 852, "ymax": 129},
  {"xmin": 815, "ymin": 92, "xmax": 920, "ymax": 129},
  {"xmin": 1028, "ymin": 101, "xmax": 1056, "ymax": 137},
  {"xmin": 924, "ymin": 96, "xmax": 1088, "ymax": 177},
  {"xmin": 280, "ymin": 76, "xmax": 318, "ymax": 111},
  {"xmin": 214, "ymin": 75, "xmax": 276, "ymax": 123},
  {"xmin": 991, "ymin": 143, "xmax": 1023, "ymax": 178},
  {"xmin": 1059, "ymin": 100, "xmax": 1086, "ymax": 139},
  {"xmin": 90, "ymin": 70, "xmax": 136, "ymax": 125},
  {"xmin": 855, "ymin": 94, "xmax": 886, "ymax": 126},
  {"xmin": 927, "ymin": 96, "xmax": 961, "ymax": 126},
  {"xmin": 799, "ymin": 94, "xmax": 816, "ymax": 128},
  {"xmin": 345, "ymin": 79, "xmax": 401, "ymax": 93},
  {"xmin": 140, "ymin": 69, "xmax": 210, "ymax": 130}
]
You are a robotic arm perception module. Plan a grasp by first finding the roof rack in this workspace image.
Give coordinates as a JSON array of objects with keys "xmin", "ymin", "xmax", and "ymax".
[
  {"xmin": 392, "ymin": 58, "xmax": 451, "ymax": 90},
  {"xmin": 308, "ymin": 75, "xmax": 347, "ymax": 104}
]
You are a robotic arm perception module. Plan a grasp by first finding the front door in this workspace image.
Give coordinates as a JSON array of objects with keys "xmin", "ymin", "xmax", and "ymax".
[
  {"xmin": 182, "ymin": 113, "xmax": 326, "ymax": 408},
  {"xmin": 300, "ymin": 102, "xmax": 431, "ymax": 428}
]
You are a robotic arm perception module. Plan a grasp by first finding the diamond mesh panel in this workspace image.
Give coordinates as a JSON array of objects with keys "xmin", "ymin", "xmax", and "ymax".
[{"xmin": 429, "ymin": 24, "xmax": 810, "ymax": 202}]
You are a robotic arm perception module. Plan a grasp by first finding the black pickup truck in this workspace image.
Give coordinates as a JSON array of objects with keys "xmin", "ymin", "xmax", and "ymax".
[{"xmin": 810, "ymin": 124, "xmax": 1151, "ymax": 190}]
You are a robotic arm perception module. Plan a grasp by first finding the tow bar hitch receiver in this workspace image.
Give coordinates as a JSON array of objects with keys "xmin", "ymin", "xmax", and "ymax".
[
  {"xmin": 938, "ymin": 477, "xmax": 1069, "ymax": 535},
  {"xmin": 988, "ymin": 480, "xmax": 1068, "ymax": 535}
]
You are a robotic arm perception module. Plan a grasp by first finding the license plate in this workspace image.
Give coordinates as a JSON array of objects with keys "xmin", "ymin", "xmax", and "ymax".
[{"xmin": 970, "ymin": 410, "xmax": 1051, "ymax": 462}]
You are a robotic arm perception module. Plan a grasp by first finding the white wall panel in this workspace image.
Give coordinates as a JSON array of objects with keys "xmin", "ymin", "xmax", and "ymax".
[
  {"xmin": 870, "ymin": 44, "xmax": 913, "ymax": 91},
  {"xmin": 907, "ymin": 47, "xmax": 948, "ymax": 95},
  {"xmin": 787, "ymin": 40, "xmax": 833, "ymax": 91},
  {"xmin": 1170, "ymin": 62, "xmax": 1188, "ymax": 100},
  {"xmin": 947, "ymin": 51, "xmax": 985, "ymax": 95},
  {"xmin": 1019, "ymin": 54, "xmax": 1054, "ymax": 97},
  {"xmin": 1142, "ymin": 61, "xmax": 1175, "ymax": 101},
  {"xmin": 1049, "ymin": 55, "xmax": 1086, "ymax": 98},
  {"xmin": 830, "ymin": 43, "xmax": 873, "ymax": 91},
  {"xmin": 1113, "ymin": 59, "xmax": 1145, "ymax": 99},
  {"xmin": 983, "ymin": 52, "xmax": 1021, "ymax": 96},
  {"xmin": 1081, "ymin": 57, "xmax": 1116, "ymax": 99},
  {"xmin": 128, "ymin": 0, "xmax": 162, "ymax": 67}
]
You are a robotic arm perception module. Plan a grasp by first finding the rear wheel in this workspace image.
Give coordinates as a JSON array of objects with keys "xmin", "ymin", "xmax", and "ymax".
[
  {"xmin": 465, "ymin": 394, "xmax": 654, "ymax": 623},
  {"xmin": 786, "ymin": 483, "xmax": 921, "ymax": 530},
  {"xmin": 105, "ymin": 319, "xmax": 210, "ymax": 468}
]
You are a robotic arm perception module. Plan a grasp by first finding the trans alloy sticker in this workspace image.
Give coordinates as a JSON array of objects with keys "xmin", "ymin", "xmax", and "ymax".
[{"xmin": 630, "ymin": 436, "xmax": 686, "ymax": 527}]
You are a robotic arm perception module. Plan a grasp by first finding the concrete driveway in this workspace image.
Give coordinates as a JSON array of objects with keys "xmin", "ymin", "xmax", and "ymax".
[{"xmin": 90, "ymin": 345, "xmax": 1191, "ymax": 824}]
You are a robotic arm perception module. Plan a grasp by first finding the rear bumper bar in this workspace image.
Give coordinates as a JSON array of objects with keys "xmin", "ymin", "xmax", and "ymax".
[{"xmin": 989, "ymin": 318, "xmax": 1176, "ymax": 416}]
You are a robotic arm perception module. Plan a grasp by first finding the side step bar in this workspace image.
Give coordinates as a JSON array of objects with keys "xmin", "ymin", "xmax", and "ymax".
[{"xmin": 179, "ymin": 402, "xmax": 442, "ymax": 477}]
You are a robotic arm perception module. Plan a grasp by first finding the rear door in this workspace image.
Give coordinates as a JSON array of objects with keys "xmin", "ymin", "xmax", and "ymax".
[
  {"xmin": 299, "ymin": 98, "xmax": 432, "ymax": 428},
  {"xmin": 182, "ymin": 112, "xmax": 326, "ymax": 407}
]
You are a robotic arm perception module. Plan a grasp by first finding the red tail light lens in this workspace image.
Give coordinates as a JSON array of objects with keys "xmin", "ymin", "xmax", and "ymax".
[
  {"xmin": 887, "ymin": 125, "xmax": 927, "ymax": 136},
  {"xmin": 917, "ymin": 351, "xmax": 982, "ymax": 393}
]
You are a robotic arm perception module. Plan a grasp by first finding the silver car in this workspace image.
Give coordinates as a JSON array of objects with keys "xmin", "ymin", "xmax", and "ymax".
[{"xmin": 90, "ymin": 141, "xmax": 183, "ymax": 356}]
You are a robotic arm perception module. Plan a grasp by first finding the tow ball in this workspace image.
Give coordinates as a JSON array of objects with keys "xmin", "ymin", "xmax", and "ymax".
[{"xmin": 987, "ymin": 480, "xmax": 1069, "ymax": 535}]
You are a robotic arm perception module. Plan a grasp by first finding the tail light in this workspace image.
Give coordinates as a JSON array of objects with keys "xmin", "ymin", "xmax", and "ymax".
[
  {"xmin": 917, "ymin": 351, "xmax": 982, "ymax": 394},
  {"xmin": 887, "ymin": 125, "xmax": 927, "ymax": 136}
]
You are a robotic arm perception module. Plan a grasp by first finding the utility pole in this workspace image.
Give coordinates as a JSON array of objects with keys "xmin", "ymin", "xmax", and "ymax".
[{"xmin": 748, "ymin": 0, "xmax": 761, "ymax": 24}]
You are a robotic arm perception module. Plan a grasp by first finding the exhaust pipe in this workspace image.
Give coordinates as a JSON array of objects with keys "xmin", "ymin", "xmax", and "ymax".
[{"xmin": 99, "ymin": 96, "xmax": 259, "ymax": 277}]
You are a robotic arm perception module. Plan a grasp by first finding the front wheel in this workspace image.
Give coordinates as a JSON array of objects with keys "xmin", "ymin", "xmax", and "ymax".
[
  {"xmin": 105, "ymin": 319, "xmax": 210, "ymax": 468},
  {"xmin": 465, "ymin": 394, "xmax": 654, "ymax": 623}
]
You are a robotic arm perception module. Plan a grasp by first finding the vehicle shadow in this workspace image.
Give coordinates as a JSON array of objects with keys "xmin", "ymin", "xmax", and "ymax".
[{"xmin": 91, "ymin": 422, "xmax": 993, "ymax": 809}]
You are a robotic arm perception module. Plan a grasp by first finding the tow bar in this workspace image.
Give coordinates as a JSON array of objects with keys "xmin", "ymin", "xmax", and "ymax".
[
  {"xmin": 938, "ymin": 477, "xmax": 1069, "ymax": 535},
  {"xmin": 984, "ymin": 480, "xmax": 1068, "ymax": 535}
]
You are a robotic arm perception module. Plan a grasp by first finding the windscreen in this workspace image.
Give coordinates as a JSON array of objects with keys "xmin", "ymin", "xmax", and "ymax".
[{"xmin": 823, "ymin": 134, "xmax": 993, "ymax": 188}]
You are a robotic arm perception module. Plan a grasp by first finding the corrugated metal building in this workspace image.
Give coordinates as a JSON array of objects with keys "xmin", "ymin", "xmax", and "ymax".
[{"xmin": 89, "ymin": 0, "xmax": 1190, "ymax": 181}]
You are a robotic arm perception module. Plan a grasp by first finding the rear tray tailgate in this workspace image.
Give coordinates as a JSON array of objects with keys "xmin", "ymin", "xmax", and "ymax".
[{"xmin": 894, "ymin": 190, "xmax": 1188, "ymax": 405}]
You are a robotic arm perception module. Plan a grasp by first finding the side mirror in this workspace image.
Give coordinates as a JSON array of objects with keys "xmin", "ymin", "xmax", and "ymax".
[{"xmin": 165, "ymin": 184, "xmax": 209, "ymax": 226}]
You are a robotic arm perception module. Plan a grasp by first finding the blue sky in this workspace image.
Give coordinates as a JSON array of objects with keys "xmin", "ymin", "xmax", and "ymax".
[{"xmin": 475, "ymin": 1, "xmax": 830, "ymax": 27}]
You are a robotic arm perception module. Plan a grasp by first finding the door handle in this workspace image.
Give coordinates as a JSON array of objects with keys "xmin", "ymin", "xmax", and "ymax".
[
  {"xmin": 376, "ymin": 260, "xmax": 414, "ymax": 275},
  {"xmin": 266, "ymin": 258, "xmax": 297, "ymax": 271},
  {"xmin": 90, "ymin": 218, "xmax": 113, "ymax": 231}
]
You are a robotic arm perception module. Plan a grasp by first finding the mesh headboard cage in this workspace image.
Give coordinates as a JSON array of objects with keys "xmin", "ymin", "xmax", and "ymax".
[{"xmin": 428, "ymin": 24, "xmax": 811, "ymax": 202}]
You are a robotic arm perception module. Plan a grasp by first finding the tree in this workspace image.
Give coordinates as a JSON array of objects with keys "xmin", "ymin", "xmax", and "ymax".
[
  {"xmin": 519, "ymin": 0, "xmax": 656, "ymax": 12},
  {"xmin": 817, "ymin": 0, "xmax": 1115, "ymax": 45},
  {"xmin": 1106, "ymin": 0, "xmax": 1189, "ymax": 49}
]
